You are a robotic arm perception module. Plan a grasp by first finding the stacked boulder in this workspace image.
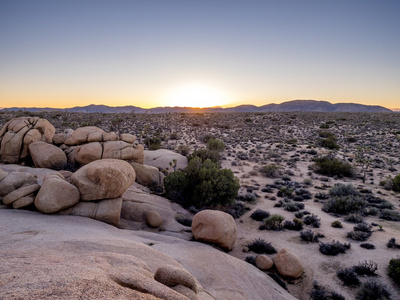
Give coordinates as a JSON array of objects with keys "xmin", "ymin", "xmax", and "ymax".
[
  {"xmin": 0, "ymin": 159, "xmax": 136, "ymax": 226},
  {"xmin": 0, "ymin": 117, "xmax": 55, "ymax": 164}
]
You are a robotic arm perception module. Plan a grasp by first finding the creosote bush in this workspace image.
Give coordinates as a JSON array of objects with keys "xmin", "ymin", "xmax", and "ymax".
[
  {"xmin": 246, "ymin": 238, "xmax": 277, "ymax": 254},
  {"xmin": 356, "ymin": 279, "xmax": 392, "ymax": 300},
  {"xmin": 388, "ymin": 258, "xmax": 400, "ymax": 284},
  {"xmin": 164, "ymin": 157, "xmax": 240, "ymax": 208},
  {"xmin": 319, "ymin": 241, "xmax": 351, "ymax": 256},
  {"xmin": 312, "ymin": 155, "xmax": 353, "ymax": 178},
  {"xmin": 250, "ymin": 209, "xmax": 270, "ymax": 221},
  {"xmin": 260, "ymin": 214, "xmax": 284, "ymax": 230}
]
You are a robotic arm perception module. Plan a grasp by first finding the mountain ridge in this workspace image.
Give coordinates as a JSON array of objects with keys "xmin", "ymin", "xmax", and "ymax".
[{"xmin": 1, "ymin": 100, "xmax": 392, "ymax": 113}]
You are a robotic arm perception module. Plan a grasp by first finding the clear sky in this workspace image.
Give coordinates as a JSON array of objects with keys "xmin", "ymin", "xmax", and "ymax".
[{"xmin": 0, "ymin": 0, "xmax": 399, "ymax": 109}]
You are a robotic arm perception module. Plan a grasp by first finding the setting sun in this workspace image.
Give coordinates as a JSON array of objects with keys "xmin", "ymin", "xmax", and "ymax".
[{"xmin": 162, "ymin": 84, "xmax": 230, "ymax": 108}]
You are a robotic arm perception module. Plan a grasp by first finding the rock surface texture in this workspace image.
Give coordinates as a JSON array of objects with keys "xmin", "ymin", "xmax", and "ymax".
[
  {"xmin": 0, "ymin": 209, "xmax": 295, "ymax": 300},
  {"xmin": 191, "ymin": 210, "xmax": 237, "ymax": 251}
]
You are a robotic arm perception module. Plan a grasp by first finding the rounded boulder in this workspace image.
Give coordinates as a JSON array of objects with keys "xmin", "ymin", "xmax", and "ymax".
[
  {"xmin": 191, "ymin": 209, "xmax": 237, "ymax": 251},
  {"xmin": 29, "ymin": 141, "xmax": 67, "ymax": 170},
  {"xmin": 70, "ymin": 159, "xmax": 136, "ymax": 201},
  {"xmin": 274, "ymin": 248, "xmax": 303, "ymax": 279}
]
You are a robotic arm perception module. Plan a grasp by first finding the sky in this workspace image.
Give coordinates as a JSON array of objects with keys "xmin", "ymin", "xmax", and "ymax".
[{"xmin": 0, "ymin": 0, "xmax": 399, "ymax": 109}]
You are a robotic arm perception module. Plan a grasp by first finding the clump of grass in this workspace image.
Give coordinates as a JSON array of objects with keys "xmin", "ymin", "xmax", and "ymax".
[
  {"xmin": 319, "ymin": 241, "xmax": 351, "ymax": 256},
  {"xmin": 246, "ymin": 238, "xmax": 277, "ymax": 254}
]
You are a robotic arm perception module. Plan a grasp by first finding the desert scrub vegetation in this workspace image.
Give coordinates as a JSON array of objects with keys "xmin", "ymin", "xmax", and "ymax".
[
  {"xmin": 164, "ymin": 157, "xmax": 240, "ymax": 208},
  {"xmin": 283, "ymin": 218, "xmax": 304, "ymax": 231},
  {"xmin": 319, "ymin": 241, "xmax": 351, "ymax": 256},
  {"xmin": 259, "ymin": 163, "xmax": 280, "ymax": 178},
  {"xmin": 300, "ymin": 229, "xmax": 323, "ymax": 243},
  {"xmin": 312, "ymin": 155, "xmax": 353, "ymax": 178},
  {"xmin": 250, "ymin": 209, "xmax": 270, "ymax": 221},
  {"xmin": 331, "ymin": 220, "xmax": 343, "ymax": 228},
  {"xmin": 388, "ymin": 258, "xmax": 400, "ymax": 284},
  {"xmin": 356, "ymin": 279, "xmax": 392, "ymax": 300},
  {"xmin": 206, "ymin": 138, "xmax": 225, "ymax": 152},
  {"xmin": 259, "ymin": 214, "xmax": 285, "ymax": 230},
  {"xmin": 322, "ymin": 195, "xmax": 367, "ymax": 215},
  {"xmin": 246, "ymin": 238, "xmax": 277, "ymax": 254},
  {"xmin": 309, "ymin": 281, "xmax": 345, "ymax": 300},
  {"xmin": 337, "ymin": 267, "xmax": 361, "ymax": 286},
  {"xmin": 303, "ymin": 214, "xmax": 321, "ymax": 228}
]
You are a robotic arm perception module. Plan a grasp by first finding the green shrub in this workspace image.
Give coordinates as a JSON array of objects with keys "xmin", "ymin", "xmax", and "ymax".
[
  {"xmin": 312, "ymin": 156, "xmax": 353, "ymax": 178},
  {"xmin": 246, "ymin": 238, "xmax": 277, "ymax": 254},
  {"xmin": 259, "ymin": 163, "xmax": 280, "ymax": 178},
  {"xmin": 337, "ymin": 267, "xmax": 360, "ymax": 286},
  {"xmin": 388, "ymin": 258, "xmax": 400, "ymax": 284},
  {"xmin": 260, "ymin": 214, "xmax": 285, "ymax": 230},
  {"xmin": 144, "ymin": 136, "xmax": 161, "ymax": 150},
  {"xmin": 206, "ymin": 138, "xmax": 225, "ymax": 152},
  {"xmin": 319, "ymin": 241, "xmax": 351, "ymax": 256},
  {"xmin": 187, "ymin": 148, "xmax": 220, "ymax": 164},
  {"xmin": 393, "ymin": 174, "xmax": 400, "ymax": 192},
  {"xmin": 331, "ymin": 220, "xmax": 343, "ymax": 228},
  {"xmin": 164, "ymin": 157, "xmax": 240, "ymax": 208},
  {"xmin": 322, "ymin": 196, "xmax": 367, "ymax": 215},
  {"xmin": 329, "ymin": 183, "xmax": 358, "ymax": 197},
  {"xmin": 320, "ymin": 138, "xmax": 340, "ymax": 150},
  {"xmin": 300, "ymin": 229, "xmax": 323, "ymax": 243},
  {"xmin": 380, "ymin": 209, "xmax": 400, "ymax": 221},
  {"xmin": 283, "ymin": 218, "xmax": 304, "ymax": 231},
  {"xmin": 250, "ymin": 209, "xmax": 270, "ymax": 221}
]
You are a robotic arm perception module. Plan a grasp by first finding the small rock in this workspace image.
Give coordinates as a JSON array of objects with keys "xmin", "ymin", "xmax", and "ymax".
[
  {"xmin": 3, "ymin": 184, "xmax": 40, "ymax": 205},
  {"xmin": 154, "ymin": 265, "xmax": 197, "ymax": 293},
  {"xmin": 146, "ymin": 210, "xmax": 163, "ymax": 228},
  {"xmin": 256, "ymin": 255, "xmax": 274, "ymax": 270},
  {"xmin": 12, "ymin": 195, "xmax": 35, "ymax": 209}
]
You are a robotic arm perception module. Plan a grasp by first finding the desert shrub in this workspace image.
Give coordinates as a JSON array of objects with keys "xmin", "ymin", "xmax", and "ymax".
[
  {"xmin": 295, "ymin": 211, "xmax": 304, "ymax": 218},
  {"xmin": 187, "ymin": 148, "xmax": 220, "ymax": 164},
  {"xmin": 259, "ymin": 163, "xmax": 280, "ymax": 178},
  {"xmin": 240, "ymin": 193, "xmax": 256, "ymax": 202},
  {"xmin": 331, "ymin": 220, "xmax": 343, "ymax": 228},
  {"xmin": 354, "ymin": 222, "xmax": 372, "ymax": 233},
  {"xmin": 360, "ymin": 243, "xmax": 375, "ymax": 250},
  {"xmin": 283, "ymin": 218, "xmax": 304, "ymax": 231},
  {"xmin": 318, "ymin": 130, "xmax": 336, "ymax": 139},
  {"xmin": 277, "ymin": 186, "xmax": 293, "ymax": 198},
  {"xmin": 380, "ymin": 209, "xmax": 400, "ymax": 221},
  {"xmin": 353, "ymin": 260, "xmax": 378, "ymax": 276},
  {"xmin": 320, "ymin": 138, "xmax": 340, "ymax": 150},
  {"xmin": 300, "ymin": 229, "xmax": 323, "ymax": 242},
  {"xmin": 206, "ymin": 138, "xmax": 225, "ymax": 152},
  {"xmin": 310, "ymin": 281, "xmax": 345, "ymax": 300},
  {"xmin": 224, "ymin": 202, "xmax": 250, "ymax": 219},
  {"xmin": 386, "ymin": 237, "xmax": 400, "ymax": 249},
  {"xmin": 347, "ymin": 231, "xmax": 371, "ymax": 241},
  {"xmin": 164, "ymin": 157, "xmax": 240, "ymax": 208},
  {"xmin": 312, "ymin": 156, "xmax": 353, "ymax": 177},
  {"xmin": 201, "ymin": 134, "xmax": 215, "ymax": 143},
  {"xmin": 267, "ymin": 273, "xmax": 287, "ymax": 290},
  {"xmin": 344, "ymin": 214, "xmax": 364, "ymax": 223},
  {"xmin": 319, "ymin": 241, "xmax": 351, "ymax": 256},
  {"xmin": 393, "ymin": 174, "xmax": 400, "ymax": 192},
  {"xmin": 303, "ymin": 214, "xmax": 321, "ymax": 228},
  {"xmin": 329, "ymin": 183, "xmax": 358, "ymax": 197},
  {"xmin": 260, "ymin": 214, "xmax": 284, "ymax": 230},
  {"xmin": 388, "ymin": 258, "xmax": 400, "ymax": 284},
  {"xmin": 245, "ymin": 256, "xmax": 256, "ymax": 266},
  {"xmin": 366, "ymin": 207, "xmax": 379, "ymax": 216},
  {"xmin": 250, "ymin": 209, "xmax": 270, "ymax": 221},
  {"xmin": 322, "ymin": 195, "xmax": 367, "ymax": 215},
  {"xmin": 337, "ymin": 267, "xmax": 360, "ymax": 286},
  {"xmin": 144, "ymin": 136, "xmax": 161, "ymax": 150},
  {"xmin": 246, "ymin": 238, "xmax": 277, "ymax": 254},
  {"xmin": 284, "ymin": 201, "xmax": 304, "ymax": 212},
  {"xmin": 177, "ymin": 145, "xmax": 190, "ymax": 156},
  {"xmin": 356, "ymin": 279, "xmax": 392, "ymax": 300}
]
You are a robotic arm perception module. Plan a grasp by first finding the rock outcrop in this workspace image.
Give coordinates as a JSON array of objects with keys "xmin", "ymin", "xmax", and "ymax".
[
  {"xmin": 0, "ymin": 117, "xmax": 55, "ymax": 164},
  {"xmin": 144, "ymin": 149, "xmax": 188, "ymax": 172},
  {"xmin": 191, "ymin": 210, "xmax": 237, "ymax": 251}
]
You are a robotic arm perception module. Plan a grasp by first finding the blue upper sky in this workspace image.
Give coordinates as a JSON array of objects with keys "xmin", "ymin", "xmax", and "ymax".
[{"xmin": 1, "ymin": 0, "xmax": 399, "ymax": 108}]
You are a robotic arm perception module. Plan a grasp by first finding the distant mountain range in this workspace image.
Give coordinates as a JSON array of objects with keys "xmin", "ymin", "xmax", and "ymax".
[{"xmin": 1, "ymin": 100, "xmax": 392, "ymax": 113}]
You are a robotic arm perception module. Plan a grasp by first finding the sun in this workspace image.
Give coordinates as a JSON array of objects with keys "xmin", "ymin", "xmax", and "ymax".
[{"xmin": 162, "ymin": 84, "xmax": 230, "ymax": 108}]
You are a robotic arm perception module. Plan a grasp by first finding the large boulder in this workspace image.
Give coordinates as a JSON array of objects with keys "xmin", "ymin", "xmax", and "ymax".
[
  {"xmin": 191, "ymin": 210, "xmax": 237, "ymax": 251},
  {"xmin": 64, "ymin": 126, "xmax": 116, "ymax": 145},
  {"xmin": 144, "ymin": 149, "xmax": 188, "ymax": 172},
  {"xmin": 52, "ymin": 129, "xmax": 74, "ymax": 145},
  {"xmin": 29, "ymin": 141, "xmax": 67, "ymax": 170},
  {"xmin": 34, "ymin": 174, "xmax": 80, "ymax": 213},
  {"xmin": 3, "ymin": 184, "xmax": 40, "ymax": 205},
  {"xmin": 130, "ymin": 161, "xmax": 165, "ymax": 188},
  {"xmin": 0, "ymin": 171, "xmax": 38, "ymax": 197},
  {"xmin": 255, "ymin": 255, "xmax": 274, "ymax": 271},
  {"xmin": 274, "ymin": 248, "xmax": 303, "ymax": 279},
  {"xmin": 71, "ymin": 159, "xmax": 135, "ymax": 201},
  {"xmin": 59, "ymin": 197, "xmax": 123, "ymax": 226},
  {"xmin": 0, "ymin": 117, "xmax": 55, "ymax": 164}
]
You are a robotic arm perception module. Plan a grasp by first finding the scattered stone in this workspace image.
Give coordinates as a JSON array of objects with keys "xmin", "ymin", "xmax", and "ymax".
[
  {"xmin": 145, "ymin": 210, "xmax": 163, "ymax": 228},
  {"xmin": 256, "ymin": 255, "xmax": 274, "ymax": 270},
  {"xmin": 154, "ymin": 265, "xmax": 197, "ymax": 293},
  {"xmin": 70, "ymin": 159, "xmax": 135, "ymax": 201},
  {"xmin": 274, "ymin": 248, "xmax": 303, "ymax": 279},
  {"xmin": 191, "ymin": 209, "xmax": 237, "ymax": 251},
  {"xmin": 35, "ymin": 174, "xmax": 80, "ymax": 213},
  {"xmin": 29, "ymin": 141, "xmax": 67, "ymax": 170}
]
